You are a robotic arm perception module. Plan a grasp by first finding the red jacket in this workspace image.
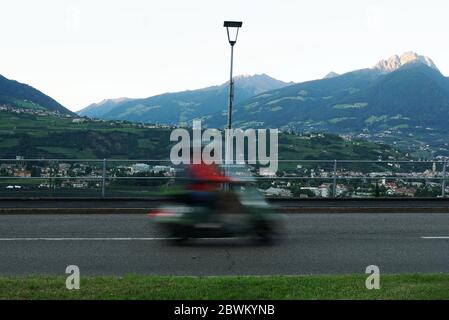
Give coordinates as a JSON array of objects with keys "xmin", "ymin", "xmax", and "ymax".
[{"xmin": 187, "ymin": 163, "xmax": 231, "ymax": 191}]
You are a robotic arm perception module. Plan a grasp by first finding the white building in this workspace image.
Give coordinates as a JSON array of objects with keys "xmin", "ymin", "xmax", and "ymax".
[
  {"xmin": 263, "ymin": 187, "xmax": 292, "ymax": 197},
  {"xmin": 259, "ymin": 168, "xmax": 277, "ymax": 177},
  {"xmin": 72, "ymin": 118, "xmax": 87, "ymax": 123},
  {"xmin": 152, "ymin": 165, "xmax": 172, "ymax": 174},
  {"xmin": 131, "ymin": 163, "xmax": 150, "ymax": 174}
]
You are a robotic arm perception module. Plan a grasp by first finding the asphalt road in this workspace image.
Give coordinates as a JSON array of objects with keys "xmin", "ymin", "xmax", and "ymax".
[{"xmin": 0, "ymin": 213, "xmax": 448, "ymax": 276}]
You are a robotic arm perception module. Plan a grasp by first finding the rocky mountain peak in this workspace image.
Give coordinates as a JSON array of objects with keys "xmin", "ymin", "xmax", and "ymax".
[
  {"xmin": 323, "ymin": 71, "xmax": 340, "ymax": 79},
  {"xmin": 374, "ymin": 51, "xmax": 438, "ymax": 73}
]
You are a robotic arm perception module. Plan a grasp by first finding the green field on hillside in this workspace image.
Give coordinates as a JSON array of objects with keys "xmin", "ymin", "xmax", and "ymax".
[
  {"xmin": 0, "ymin": 111, "xmax": 172, "ymax": 159},
  {"xmin": 0, "ymin": 111, "xmax": 406, "ymax": 166}
]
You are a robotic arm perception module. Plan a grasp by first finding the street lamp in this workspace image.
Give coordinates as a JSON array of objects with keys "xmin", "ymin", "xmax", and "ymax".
[
  {"xmin": 223, "ymin": 21, "xmax": 242, "ymax": 170},
  {"xmin": 223, "ymin": 21, "xmax": 242, "ymax": 132}
]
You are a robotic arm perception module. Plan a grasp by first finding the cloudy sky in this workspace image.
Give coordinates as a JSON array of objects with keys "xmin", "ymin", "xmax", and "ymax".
[{"xmin": 1, "ymin": 0, "xmax": 448, "ymax": 111}]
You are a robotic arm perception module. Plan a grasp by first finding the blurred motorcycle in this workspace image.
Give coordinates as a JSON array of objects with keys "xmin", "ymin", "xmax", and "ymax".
[{"xmin": 149, "ymin": 182, "xmax": 284, "ymax": 245}]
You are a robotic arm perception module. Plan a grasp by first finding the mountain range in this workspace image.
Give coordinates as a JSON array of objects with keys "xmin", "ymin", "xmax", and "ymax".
[
  {"xmin": 209, "ymin": 52, "xmax": 449, "ymax": 134},
  {"xmin": 78, "ymin": 52, "xmax": 449, "ymax": 137},
  {"xmin": 78, "ymin": 74, "xmax": 292, "ymax": 125},
  {"xmin": 2, "ymin": 51, "xmax": 449, "ymax": 156},
  {"xmin": 0, "ymin": 74, "xmax": 73, "ymax": 115}
]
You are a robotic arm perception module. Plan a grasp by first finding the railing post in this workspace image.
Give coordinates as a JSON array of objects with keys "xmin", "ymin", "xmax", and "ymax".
[
  {"xmin": 101, "ymin": 159, "xmax": 106, "ymax": 198},
  {"xmin": 333, "ymin": 159, "xmax": 337, "ymax": 198},
  {"xmin": 442, "ymin": 160, "xmax": 447, "ymax": 198}
]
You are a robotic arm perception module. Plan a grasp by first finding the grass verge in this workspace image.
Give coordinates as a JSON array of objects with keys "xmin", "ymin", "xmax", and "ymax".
[{"xmin": 0, "ymin": 274, "xmax": 448, "ymax": 300}]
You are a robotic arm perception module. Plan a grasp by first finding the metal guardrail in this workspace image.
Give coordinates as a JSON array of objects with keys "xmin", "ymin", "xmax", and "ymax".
[{"xmin": 0, "ymin": 158, "xmax": 447, "ymax": 198}]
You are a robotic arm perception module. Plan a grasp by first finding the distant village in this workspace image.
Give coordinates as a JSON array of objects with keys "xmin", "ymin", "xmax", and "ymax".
[
  {"xmin": 0, "ymin": 104, "xmax": 74, "ymax": 118},
  {"xmin": 1, "ymin": 157, "xmax": 447, "ymax": 198},
  {"xmin": 0, "ymin": 104, "xmax": 174, "ymax": 129}
]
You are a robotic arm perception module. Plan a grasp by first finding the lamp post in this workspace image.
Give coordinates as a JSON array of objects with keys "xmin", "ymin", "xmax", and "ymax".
[
  {"xmin": 223, "ymin": 21, "xmax": 242, "ymax": 133},
  {"xmin": 223, "ymin": 21, "xmax": 242, "ymax": 170}
]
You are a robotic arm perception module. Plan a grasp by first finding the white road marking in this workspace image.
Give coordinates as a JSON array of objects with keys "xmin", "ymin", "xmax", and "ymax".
[
  {"xmin": 0, "ymin": 237, "xmax": 240, "ymax": 241},
  {"xmin": 421, "ymin": 236, "xmax": 449, "ymax": 239},
  {"xmin": 0, "ymin": 237, "xmax": 174, "ymax": 241}
]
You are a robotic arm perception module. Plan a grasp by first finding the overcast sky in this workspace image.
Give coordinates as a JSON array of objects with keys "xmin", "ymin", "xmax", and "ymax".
[{"xmin": 1, "ymin": 0, "xmax": 449, "ymax": 111}]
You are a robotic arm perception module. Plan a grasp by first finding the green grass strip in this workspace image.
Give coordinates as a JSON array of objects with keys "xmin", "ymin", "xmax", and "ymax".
[{"xmin": 0, "ymin": 274, "xmax": 448, "ymax": 300}]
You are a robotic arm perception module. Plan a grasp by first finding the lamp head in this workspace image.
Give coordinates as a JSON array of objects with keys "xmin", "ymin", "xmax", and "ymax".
[{"xmin": 224, "ymin": 21, "xmax": 242, "ymax": 45}]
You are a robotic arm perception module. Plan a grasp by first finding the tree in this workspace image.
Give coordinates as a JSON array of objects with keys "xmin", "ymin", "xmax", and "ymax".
[
  {"xmin": 30, "ymin": 167, "xmax": 41, "ymax": 177},
  {"xmin": 290, "ymin": 183, "xmax": 302, "ymax": 198}
]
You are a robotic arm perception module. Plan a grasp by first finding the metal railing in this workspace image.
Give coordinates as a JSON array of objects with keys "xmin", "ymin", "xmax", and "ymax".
[{"xmin": 0, "ymin": 158, "xmax": 447, "ymax": 198}]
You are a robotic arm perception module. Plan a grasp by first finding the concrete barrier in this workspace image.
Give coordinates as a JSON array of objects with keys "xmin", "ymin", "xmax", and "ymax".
[{"xmin": 1, "ymin": 197, "xmax": 449, "ymax": 214}]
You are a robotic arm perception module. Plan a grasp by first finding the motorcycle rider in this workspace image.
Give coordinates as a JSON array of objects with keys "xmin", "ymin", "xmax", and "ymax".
[{"xmin": 184, "ymin": 152, "xmax": 231, "ymax": 209}]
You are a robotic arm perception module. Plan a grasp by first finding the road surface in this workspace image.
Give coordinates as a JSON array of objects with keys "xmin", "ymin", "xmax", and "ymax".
[{"xmin": 0, "ymin": 213, "xmax": 448, "ymax": 276}]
